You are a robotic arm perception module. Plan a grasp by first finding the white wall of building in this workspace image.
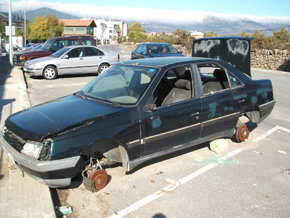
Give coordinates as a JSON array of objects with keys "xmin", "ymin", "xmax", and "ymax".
[{"xmin": 94, "ymin": 19, "xmax": 128, "ymax": 44}]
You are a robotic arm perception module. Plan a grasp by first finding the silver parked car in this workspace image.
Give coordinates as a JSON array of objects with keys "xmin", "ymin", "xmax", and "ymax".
[{"xmin": 23, "ymin": 45, "xmax": 119, "ymax": 79}]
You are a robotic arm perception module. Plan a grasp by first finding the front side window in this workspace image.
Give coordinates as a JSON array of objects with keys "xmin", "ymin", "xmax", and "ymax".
[
  {"xmin": 68, "ymin": 40, "xmax": 78, "ymax": 46},
  {"xmin": 51, "ymin": 40, "xmax": 66, "ymax": 51},
  {"xmin": 149, "ymin": 65, "xmax": 193, "ymax": 107},
  {"xmin": 51, "ymin": 47, "xmax": 70, "ymax": 57},
  {"xmin": 80, "ymin": 64, "xmax": 158, "ymax": 105},
  {"xmin": 67, "ymin": 48, "xmax": 83, "ymax": 58}
]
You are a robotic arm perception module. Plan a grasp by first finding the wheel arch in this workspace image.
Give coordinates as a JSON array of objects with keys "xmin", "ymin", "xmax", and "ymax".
[
  {"xmin": 43, "ymin": 64, "xmax": 58, "ymax": 73},
  {"xmin": 242, "ymin": 105, "xmax": 261, "ymax": 123},
  {"xmin": 81, "ymin": 138, "xmax": 130, "ymax": 172}
]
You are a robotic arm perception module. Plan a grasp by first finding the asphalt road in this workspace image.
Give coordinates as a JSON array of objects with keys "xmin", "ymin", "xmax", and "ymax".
[{"xmin": 24, "ymin": 45, "xmax": 290, "ymax": 218}]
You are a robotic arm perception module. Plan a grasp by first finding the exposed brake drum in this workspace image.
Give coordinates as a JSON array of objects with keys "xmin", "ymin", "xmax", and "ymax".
[{"xmin": 82, "ymin": 158, "xmax": 109, "ymax": 192}]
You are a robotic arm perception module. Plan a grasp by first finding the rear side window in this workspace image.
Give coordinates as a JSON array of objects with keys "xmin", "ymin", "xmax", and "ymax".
[
  {"xmin": 81, "ymin": 40, "xmax": 94, "ymax": 46},
  {"xmin": 197, "ymin": 63, "xmax": 230, "ymax": 95},
  {"xmin": 84, "ymin": 47, "xmax": 104, "ymax": 56}
]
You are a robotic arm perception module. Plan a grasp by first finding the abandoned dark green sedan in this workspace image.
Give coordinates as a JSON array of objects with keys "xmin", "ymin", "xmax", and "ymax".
[{"xmin": 1, "ymin": 56, "xmax": 275, "ymax": 189}]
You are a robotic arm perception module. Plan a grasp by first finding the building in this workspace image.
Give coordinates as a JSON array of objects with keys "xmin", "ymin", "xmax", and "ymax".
[
  {"xmin": 94, "ymin": 19, "xmax": 128, "ymax": 44},
  {"xmin": 189, "ymin": 31, "xmax": 204, "ymax": 39},
  {"xmin": 60, "ymin": 19, "xmax": 96, "ymax": 36}
]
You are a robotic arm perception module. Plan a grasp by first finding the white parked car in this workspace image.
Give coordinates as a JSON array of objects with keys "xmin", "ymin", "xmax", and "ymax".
[{"xmin": 24, "ymin": 45, "xmax": 119, "ymax": 79}]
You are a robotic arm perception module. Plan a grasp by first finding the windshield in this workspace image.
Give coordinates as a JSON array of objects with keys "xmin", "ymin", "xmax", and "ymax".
[
  {"xmin": 42, "ymin": 40, "xmax": 54, "ymax": 50},
  {"xmin": 31, "ymin": 44, "xmax": 43, "ymax": 51},
  {"xmin": 51, "ymin": 47, "xmax": 70, "ymax": 57},
  {"xmin": 148, "ymin": 44, "xmax": 179, "ymax": 54},
  {"xmin": 80, "ymin": 64, "xmax": 158, "ymax": 105}
]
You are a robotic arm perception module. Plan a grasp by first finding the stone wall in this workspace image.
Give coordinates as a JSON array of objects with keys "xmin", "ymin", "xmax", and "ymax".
[
  {"xmin": 122, "ymin": 43, "xmax": 290, "ymax": 72},
  {"xmin": 251, "ymin": 49, "xmax": 290, "ymax": 72}
]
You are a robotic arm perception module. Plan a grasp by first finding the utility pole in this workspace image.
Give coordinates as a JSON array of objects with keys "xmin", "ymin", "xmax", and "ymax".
[
  {"xmin": 23, "ymin": 0, "xmax": 26, "ymax": 46},
  {"xmin": 9, "ymin": 0, "xmax": 13, "ymax": 65}
]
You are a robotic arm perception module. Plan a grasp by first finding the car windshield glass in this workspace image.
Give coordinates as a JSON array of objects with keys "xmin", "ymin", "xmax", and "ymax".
[
  {"xmin": 51, "ymin": 47, "xmax": 70, "ymax": 57},
  {"xmin": 80, "ymin": 64, "xmax": 158, "ymax": 105},
  {"xmin": 31, "ymin": 44, "xmax": 43, "ymax": 51},
  {"xmin": 148, "ymin": 44, "xmax": 179, "ymax": 54},
  {"xmin": 42, "ymin": 40, "xmax": 54, "ymax": 50}
]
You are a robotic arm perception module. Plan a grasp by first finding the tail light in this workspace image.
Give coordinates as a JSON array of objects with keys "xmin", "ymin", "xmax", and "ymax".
[
  {"xmin": 20, "ymin": 55, "xmax": 26, "ymax": 60},
  {"xmin": 118, "ymin": 54, "xmax": 120, "ymax": 62}
]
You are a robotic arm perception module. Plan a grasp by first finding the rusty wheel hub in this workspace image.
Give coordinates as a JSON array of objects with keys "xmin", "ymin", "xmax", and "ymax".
[
  {"xmin": 90, "ymin": 169, "xmax": 108, "ymax": 191},
  {"xmin": 237, "ymin": 124, "xmax": 249, "ymax": 141}
]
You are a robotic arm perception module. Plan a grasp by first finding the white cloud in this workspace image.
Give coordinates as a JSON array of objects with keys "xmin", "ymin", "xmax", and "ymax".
[{"xmin": 2, "ymin": 0, "xmax": 290, "ymax": 24}]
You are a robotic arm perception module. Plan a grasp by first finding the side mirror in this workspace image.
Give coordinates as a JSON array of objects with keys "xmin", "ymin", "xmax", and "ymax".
[
  {"xmin": 141, "ymin": 52, "xmax": 148, "ymax": 56},
  {"xmin": 62, "ymin": 54, "xmax": 69, "ymax": 59},
  {"xmin": 145, "ymin": 104, "xmax": 156, "ymax": 111}
]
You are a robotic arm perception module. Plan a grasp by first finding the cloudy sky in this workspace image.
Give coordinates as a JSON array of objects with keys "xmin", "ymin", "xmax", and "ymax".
[{"xmin": 1, "ymin": 0, "xmax": 290, "ymax": 24}]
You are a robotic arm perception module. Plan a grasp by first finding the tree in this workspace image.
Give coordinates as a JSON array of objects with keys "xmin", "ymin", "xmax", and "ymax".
[
  {"xmin": 128, "ymin": 22, "xmax": 146, "ymax": 42},
  {"xmin": 0, "ymin": 15, "xmax": 4, "ymax": 38},
  {"xmin": 203, "ymin": 31, "xmax": 219, "ymax": 38},
  {"xmin": 251, "ymin": 30, "xmax": 268, "ymax": 49},
  {"xmin": 273, "ymin": 28, "xmax": 289, "ymax": 43},
  {"xmin": 28, "ymin": 15, "xmax": 63, "ymax": 41}
]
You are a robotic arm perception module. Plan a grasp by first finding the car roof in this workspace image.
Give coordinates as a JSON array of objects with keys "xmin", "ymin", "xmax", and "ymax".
[
  {"xmin": 194, "ymin": 36, "xmax": 254, "ymax": 42},
  {"xmin": 48, "ymin": 35, "xmax": 94, "ymax": 40},
  {"xmin": 122, "ymin": 57, "xmax": 215, "ymax": 68},
  {"xmin": 139, "ymin": 42, "xmax": 172, "ymax": 46},
  {"xmin": 62, "ymin": 45, "xmax": 98, "ymax": 49}
]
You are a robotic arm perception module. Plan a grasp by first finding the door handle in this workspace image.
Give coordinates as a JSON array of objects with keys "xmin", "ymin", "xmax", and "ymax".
[
  {"xmin": 190, "ymin": 112, "xmax": 200, "ymax": 116},
  {"xmin": 238, "ymin": 99, "xmax": 245, "ymax": 103},
  {"xmin": 80, "ymin": 58, "xmax": 84, "ymax": 60},
  {"xmin": 190, "ymin": 112, "xmax": 200, "ymax": 120}
]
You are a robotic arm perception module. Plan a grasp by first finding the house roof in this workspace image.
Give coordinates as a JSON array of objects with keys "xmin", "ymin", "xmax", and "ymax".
[{"xmin": 59, "ymin": 19, "xmax": 96, "ymax": 27}]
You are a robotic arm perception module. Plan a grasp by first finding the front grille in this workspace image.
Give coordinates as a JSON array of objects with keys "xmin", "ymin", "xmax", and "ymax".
[{"xmin": 3, "ymin": 127, "xmax": 26, "ymax": 152}]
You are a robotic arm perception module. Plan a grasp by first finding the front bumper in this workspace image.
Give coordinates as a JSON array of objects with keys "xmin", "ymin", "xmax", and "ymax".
[
  {"xmin": 13, "ymin": 55, "xmax": 26, "ymax": 66},
  {"xmin": 0, "ymin": 135, "xmax": 84, "ymax": 187},
  {"xmin": 23, "ymin": 66, "xmax": 42, "ymax": 76}
]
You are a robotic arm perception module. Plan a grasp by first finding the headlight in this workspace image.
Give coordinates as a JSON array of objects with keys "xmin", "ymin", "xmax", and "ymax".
[
  {"xmin": 21, "ymin": 141, "xmax": 42, "ymax": 159},
  {"xmin": 21, "ymin": 139, "xmax": 52, "ymax": 160}
]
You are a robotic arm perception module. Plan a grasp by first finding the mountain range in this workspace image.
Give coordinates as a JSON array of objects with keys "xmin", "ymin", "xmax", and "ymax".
[{"xmin": 14, "ymin": 7, "xmax": 289, "ymax": 36}]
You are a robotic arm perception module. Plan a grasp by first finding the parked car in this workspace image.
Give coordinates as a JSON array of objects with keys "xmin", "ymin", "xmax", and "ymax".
[
  {"xmin": 18, "ymin": 43, "xmax": 35, "ymax": 52},
  {"xmin": 13, "ymin": 35, "xmax": 96, "ymax": 66},
  {"xmin": 131, "ymin": 42, "xmax": 184, "ymax": 59},
  {"xmin": 23, "ymin": 45, "xmax": 119, "ymax": 79},
  {"xmin": 1, "ymin": 56, "xmax": 275, "ymax": 189},
  {"xmin": 15, "ymin": 43, "xmax": 44, "ymax": 61}
]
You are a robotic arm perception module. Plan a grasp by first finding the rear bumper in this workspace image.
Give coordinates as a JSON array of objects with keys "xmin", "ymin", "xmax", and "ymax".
[
  {"xmin": 259, "ymin": 100, "xmax": 276, "ymax": 122},
  {"xmin": 0, "ymin": 135, "xmax": 84, "ymax": 187}
]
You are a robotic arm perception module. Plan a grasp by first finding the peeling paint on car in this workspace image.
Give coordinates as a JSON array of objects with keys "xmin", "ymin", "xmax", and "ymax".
[
  {"xmin": 224, "ymin": 106, "xmax": 234, "ymax": 111},
  {"xmin": 208, "ymin": 102, "xmax": 217, "ymax": 119},
  {"xmin": 152, "ymin": 117, "xmax": 162, "ymax": 129},
  {"xmin": 233, "ymin": 93, "xmax": 247, "ymax": 100}
]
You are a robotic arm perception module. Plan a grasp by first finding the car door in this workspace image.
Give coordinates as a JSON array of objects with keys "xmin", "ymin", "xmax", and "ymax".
[
  {"xmin": 196, "ymin": 62, "xmax": 240, "ymax": 139},
  {"xmin": 82, "ymin": 47, "xmax": 104, "ymax": 73},
  {"xmin": 58, "ymin": 47, "xmax": 84, "ymax": 75},
  {"xmin": 140, "ymin": 64, "xmax": 202, "ymax": 156}
]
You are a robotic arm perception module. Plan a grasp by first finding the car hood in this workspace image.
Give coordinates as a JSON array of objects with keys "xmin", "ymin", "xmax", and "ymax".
[
  {"xmin": 6, "ymin": 95, "xmax": 123, "ymax": 141},
  {"xmin": 26, "ymin": 56, "xmax": 57, "ymax": 65},
  {"xmin": 21, "ymin": 49, "xmax": 50, "ymax": 57},
  {"xmin": 149, "ymin": 53, "xmax": 184, "ymax": 58}
]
